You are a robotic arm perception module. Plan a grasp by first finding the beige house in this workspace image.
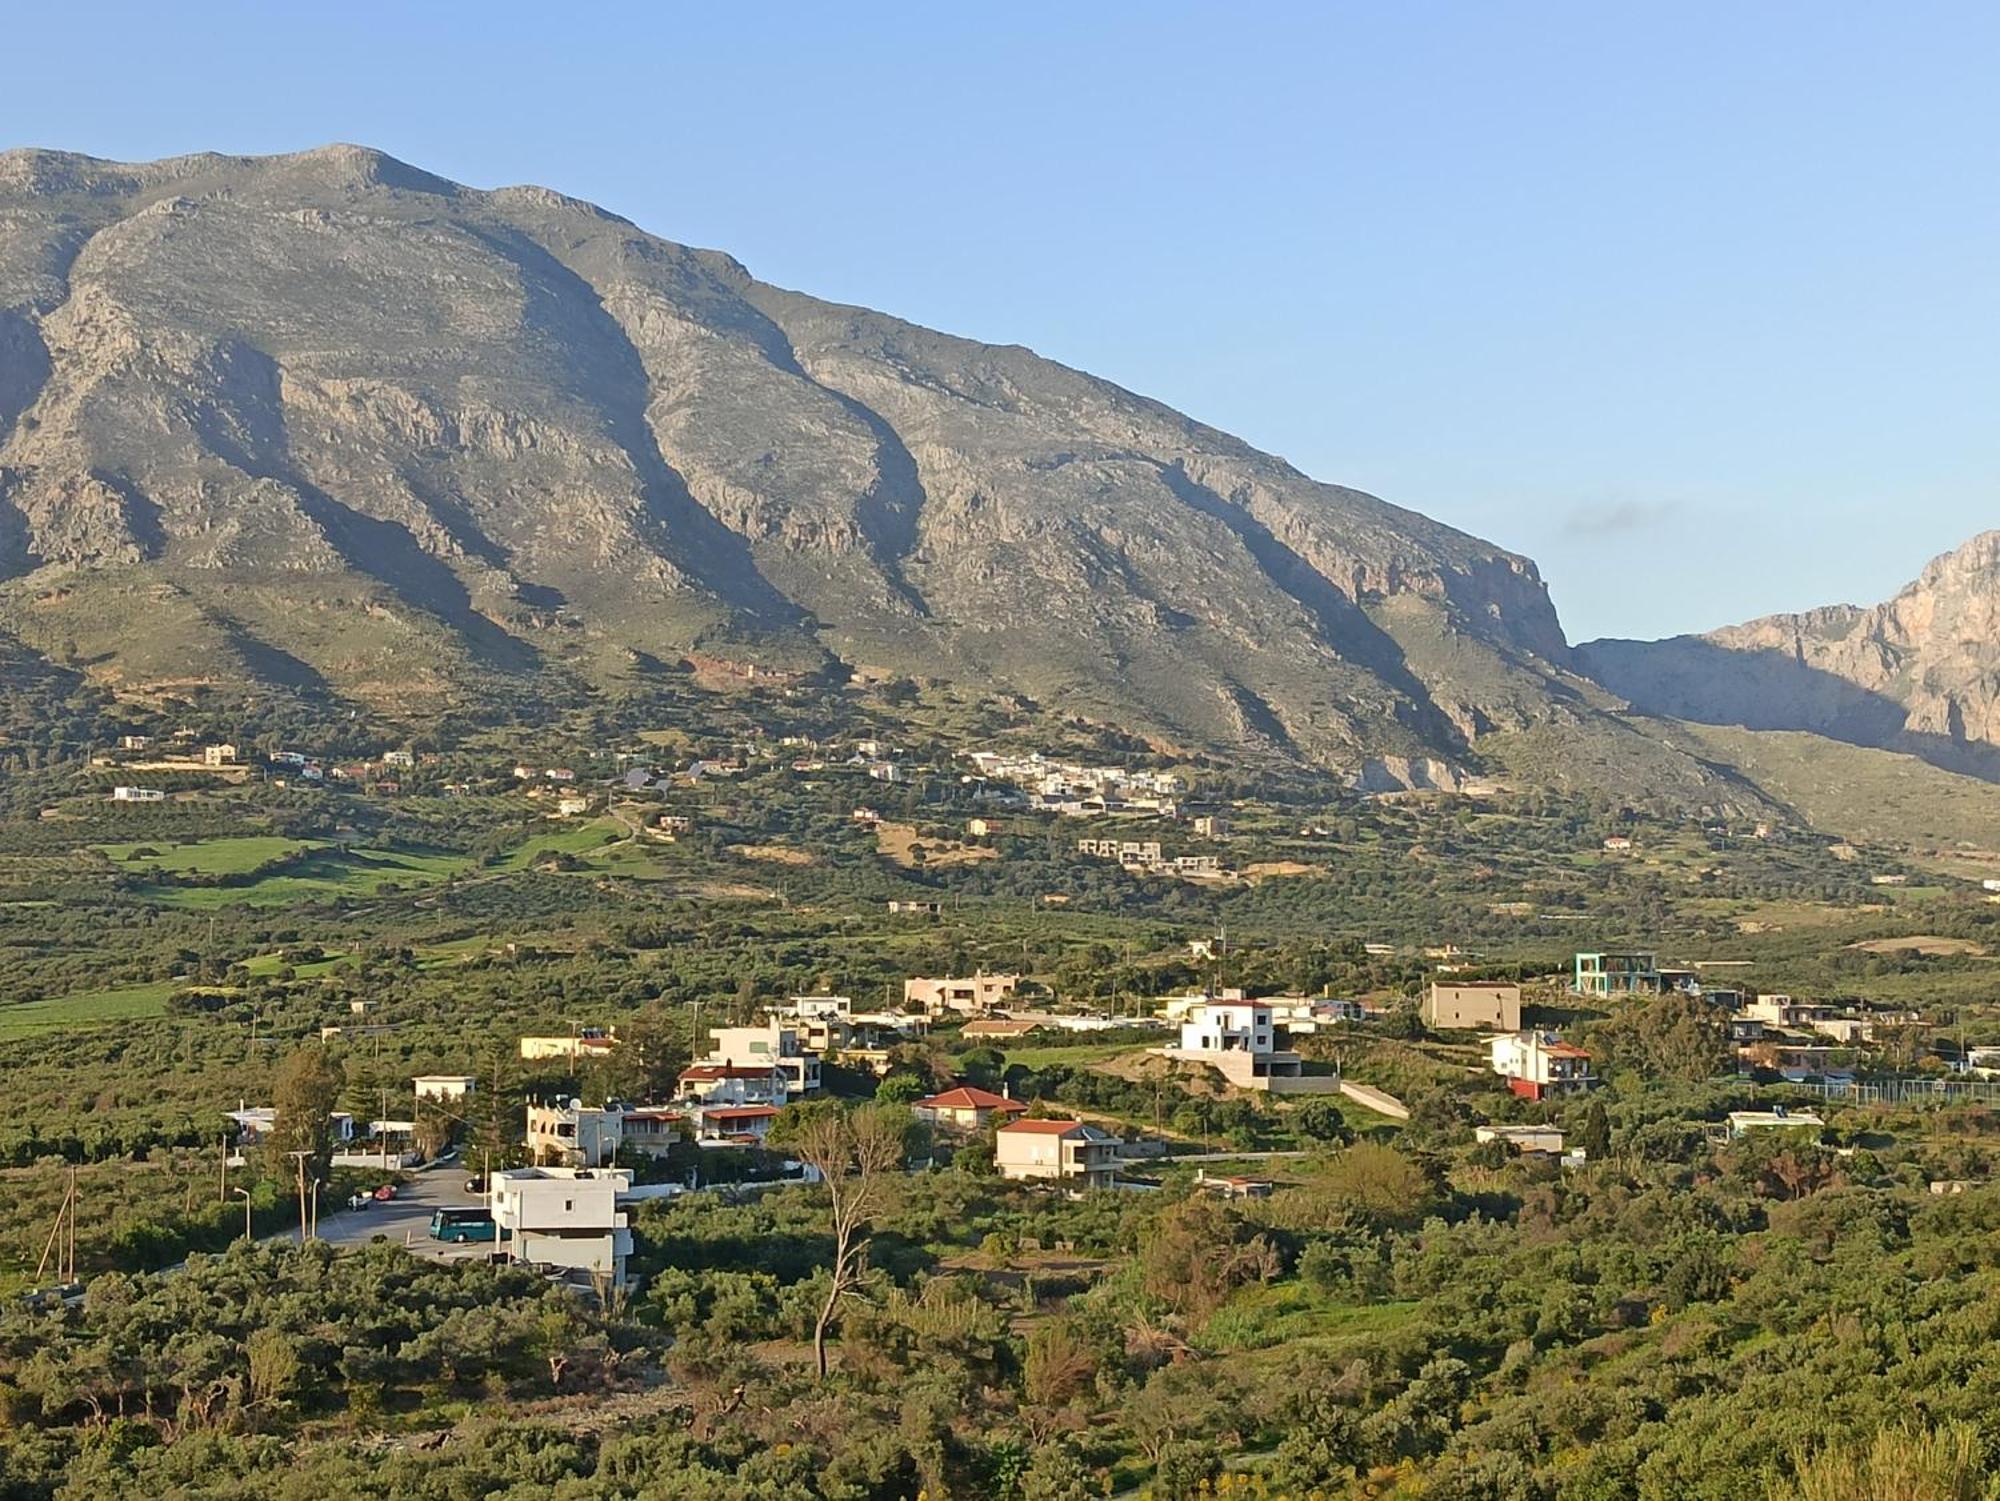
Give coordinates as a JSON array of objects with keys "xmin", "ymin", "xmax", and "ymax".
[
  {"xmin": 1424, "ymin": 982, "xmax": 1521, "ymax": 1032},
  {"xmin": 994, "ymin": 1118, "xmax": 1119, "ymax": 1189},
  {"xmin": 914, "ymin": 1085, "xmax": 1028, "ymax": 1133},
  {"xmin": 905, "ymin": 973, "xmax": 1020, "ymax": 1016},
  {"xmin": 526, "ymin": 1100, "xmax": 623, "ymax": 1167}
]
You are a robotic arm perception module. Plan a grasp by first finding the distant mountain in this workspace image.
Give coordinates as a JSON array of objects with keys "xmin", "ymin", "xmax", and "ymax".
[
  {"xmin": 1579, "ymin": 531, "xmax": 2000, "ymax": 779},
  {"xmin": 0, "ymin": 142, "xmax": 1709, "ymax": 786}
]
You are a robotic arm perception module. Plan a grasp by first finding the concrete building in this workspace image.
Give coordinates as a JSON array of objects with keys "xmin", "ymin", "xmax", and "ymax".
[
  {"xmin": 111, "ymin": 786, "xmax": 166, "ymax": 802},
  {"xmin": 619, "ymin": 1108, "xmax": 685, "ymax": 1158},
  {"xmin": 201, "ymin": 743, "xmax": 240, "ymax": 767},
  {"xmin": 489, "ymin": 1167, "xmax": 632, "ymax": 1288},
  {"xmin": 1424, "ymin": 983, "xmax": 1522, "ymax": 1032},
  {"xmin": 1475, "ymin": 1124, "xmax": 1567, "ymax": 1155},
  {"xmin": 905, "ymin": 974, "xmax": 1020, "ymax": 1016},
  {"xmin": 1572, "ymin": 952, "xmax": 1662, "ymax": 997},
  {"xmin": 1488, "ymin": 1033, "xmax": 1595, "ymax": 1101},
  {"xmin": 413, "ymin": 1075, "xmax": 475, "ymax": 1103},
  {"xmin": 994, "ymin": 1118, "xmax": 1120, "ymax": 1189},
  {"xmin": 518, "ymin": 1027, "xmax": 619, "ymax": 1063},
  {"xmin": 1724, "ymin": 1108, "xmax": 1826, "ymax": 1139},
  {"xmin": 526, "ymin": 1100, "xmax": 624, "ymax": 1168}
]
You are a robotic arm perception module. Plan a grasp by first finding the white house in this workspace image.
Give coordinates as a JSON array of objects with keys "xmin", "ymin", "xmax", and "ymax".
[
  {"xmin": 1488, "ymin": 1032, "xmax": 1595, "ymax": 1101},
  {"xmin": 489, "ymin": 1167, "xmax": 632, "ymax": 1288},
  {"xmin": 677, "ymin": 1063, "xmax": 790, "ymax": 1106},
  {"xmin": 705, "ymin": 1024, "xmax": 821, "ymax": 1095},
  {"xmin": 1154, "ymin": 998, "xmax": 1336, "ymax": 1093},
  {"xmin": 112, "ymin": 786, "xmax": 166, "ymax": 803},
  {"xmin": 1475, "ymin": 1124, "xmax": 1567, "ymax": 1155},
  {"xmin": 413, "ymin": 1075, "xmax": 475, "ymax": 1103},
  {"xmin": 693, "ymin": 1102, "xmax": 782, "ymax": 1144},
  {"xmin": 994, "ymin": 1118, "xmax": 1120, "ymax": 1189}
]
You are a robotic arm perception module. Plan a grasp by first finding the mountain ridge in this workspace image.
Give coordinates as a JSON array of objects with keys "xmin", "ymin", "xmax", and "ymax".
[
  {"xmin": 1579, "ymin": 528, "xmax": 2000, "ymax": 779},
  {"xmin": 0, "ymin": 142, "xmax": 1850, "ymax": 816}
]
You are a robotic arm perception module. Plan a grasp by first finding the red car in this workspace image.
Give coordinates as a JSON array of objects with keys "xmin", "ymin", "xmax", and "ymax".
[{"xmin": 372, "ymin": 1184, "xmax": 398, "ymax": 1201}]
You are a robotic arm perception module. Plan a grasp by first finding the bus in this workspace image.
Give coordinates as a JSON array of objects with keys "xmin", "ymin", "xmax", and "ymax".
[{"xmin": 429, "ymin": 1207, "xmax": 497, "ymax": 1244}]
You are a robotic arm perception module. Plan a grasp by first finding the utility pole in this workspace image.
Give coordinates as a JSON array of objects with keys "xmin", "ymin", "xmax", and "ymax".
[
  {"xmin": 219, "ymin": 1134, "xmax": 228, "ymax": 1204},
  {"xmin": 285, "ymin": 1149, "xmax": 312, "ymax": 1243},
  {"xmin": 36, "ymin": 1166, "xmax": 78, "ymax": 1284},
  {"xmin": 310, "ymin": 1180, "xmax": 321, "ymax": 1239}
]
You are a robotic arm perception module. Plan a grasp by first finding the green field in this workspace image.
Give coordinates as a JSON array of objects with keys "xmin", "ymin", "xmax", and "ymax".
[
  {"xmin": 0, "ymin": 981, "xmax": 179, "ymax": 1039},
  {"xmin": 94, "ymin": 835, "xmax": 321, "ymax": 873},
  {"xmin": 140, "ymin": 846, "xmax": 473, "ymax": 908},
  {"xmin": 498, "ymin": 818, "xmax": 630, "ymax": 870}
]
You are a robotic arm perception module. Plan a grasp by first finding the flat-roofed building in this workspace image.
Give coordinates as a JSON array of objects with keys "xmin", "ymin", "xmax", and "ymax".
[
  {"xmin": 489, "ymin": 1166, "xmax": 632, "ymax": 1287},
  {"xmin": 1424, "ymin": 983, "xmax": 1522, "ymax": 1032}
]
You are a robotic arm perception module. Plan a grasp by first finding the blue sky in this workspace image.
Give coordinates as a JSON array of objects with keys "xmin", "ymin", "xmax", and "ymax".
[{"xmin": 5, "ymin": 2, "xmax": 1996, "ymax": 643}]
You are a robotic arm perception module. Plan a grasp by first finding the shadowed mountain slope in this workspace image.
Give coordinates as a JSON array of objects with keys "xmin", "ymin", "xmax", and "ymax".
[{"xmin": 1580, "ymin": 531, "xmax": 2000, "ymax": 781}]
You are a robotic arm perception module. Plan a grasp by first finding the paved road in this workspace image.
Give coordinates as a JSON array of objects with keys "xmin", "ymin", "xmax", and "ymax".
[{"xmin": 304, "ymin": 1162, "xmax": 493, "ymax": 1263}]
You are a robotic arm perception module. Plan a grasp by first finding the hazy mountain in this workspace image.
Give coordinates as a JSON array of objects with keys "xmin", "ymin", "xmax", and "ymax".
[
  {"xmin": 1580, "ymin": 531, "xmax": 2000, "ymax": 779},
  {"xmin": 0, "ymin": 143, "xmax": 1792, "ymax": 808}
]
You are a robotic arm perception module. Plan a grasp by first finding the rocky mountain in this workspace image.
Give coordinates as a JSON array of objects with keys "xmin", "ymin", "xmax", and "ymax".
[
  {"xmin": 0, "ymin": 143, "xmax": 1752, "ymax": 791},
  {"xmin": 1579, "ymin": 531, "xmax": 2000, "ymax": 779}
]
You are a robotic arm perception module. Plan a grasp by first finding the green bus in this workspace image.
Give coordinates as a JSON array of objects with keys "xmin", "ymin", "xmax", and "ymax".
[{"xmin": 429, "ymin": 1207, "xmax": 497, "ymax": 1244}]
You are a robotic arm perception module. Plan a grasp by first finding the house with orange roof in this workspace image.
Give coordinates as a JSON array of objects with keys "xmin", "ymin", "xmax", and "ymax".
[
  {"xmin": 914, "ymin": 1084, "xmax": 1029, "ymax": 1134},
  {"xmin": 1488, "ymin": 1032, "xmax": 1595, "ymax": 1101}
]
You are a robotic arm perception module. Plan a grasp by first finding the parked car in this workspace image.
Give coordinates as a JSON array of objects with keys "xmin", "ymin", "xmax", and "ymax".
[{"xmin": 372, "ymin": 1184, "xmax": 397, "ymax": 1201}]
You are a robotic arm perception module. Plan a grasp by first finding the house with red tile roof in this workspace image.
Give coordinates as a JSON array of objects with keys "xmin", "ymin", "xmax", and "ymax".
[
  {"xmin": 914, "ymin": 1084, "xmax": 1028, "ymax": 1134},
  {"xmin": 1488, "ymin": 1032, "xmax": 1595, "ymax": 1101}
]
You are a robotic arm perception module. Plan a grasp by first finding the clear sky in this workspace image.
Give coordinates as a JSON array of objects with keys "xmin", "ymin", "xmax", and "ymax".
[{"xmin": 5, "ymin": 2, "xmax": 1996, "ymax": 643}]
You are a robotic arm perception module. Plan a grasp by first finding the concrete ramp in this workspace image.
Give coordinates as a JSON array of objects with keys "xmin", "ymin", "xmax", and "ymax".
[{"xmin": 1339, "ymin": 1081, "xmax": 1410, "ymax": 1120}]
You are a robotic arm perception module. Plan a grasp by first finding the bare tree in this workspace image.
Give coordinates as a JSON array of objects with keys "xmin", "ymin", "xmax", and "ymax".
[{"xmin": 782, "ymin": 1104, "xmax": 907, "ymax": 1380}]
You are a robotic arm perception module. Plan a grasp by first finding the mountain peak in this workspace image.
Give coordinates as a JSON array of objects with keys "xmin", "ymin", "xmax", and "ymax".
[{"xmin": 0, "ymin": 145, "xmax": 1637, "ymax": 782}]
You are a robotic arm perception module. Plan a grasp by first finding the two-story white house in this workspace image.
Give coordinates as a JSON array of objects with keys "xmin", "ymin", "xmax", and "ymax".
[
  {"xmin": 489, "ymin": 1166, "xmax": 633, "ymax": 1288},
  {"xmin": 677, "ymin": 1062, "xmax": 790, "ymax": 1106},
  {"xmin": 1153, "ymin": 998, "xmax": 1337, "ymax": 1094},
  {"xmin": 705, "ymin": 1023, "xmax": 821, "ymax": 1095},
  {"xmin": 1488, "ymin": 1032, "xmax": 1595, "ymax": 1101}
]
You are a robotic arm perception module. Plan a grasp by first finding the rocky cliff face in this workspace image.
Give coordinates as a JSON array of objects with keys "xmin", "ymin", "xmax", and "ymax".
[
  {"xmin": 1579, "ymin": 530, "xmax": 2000, "ymax": 776},
  {"xmin": 0, "ymin": 144, "xmax": 1602, "ymax": 769}
]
